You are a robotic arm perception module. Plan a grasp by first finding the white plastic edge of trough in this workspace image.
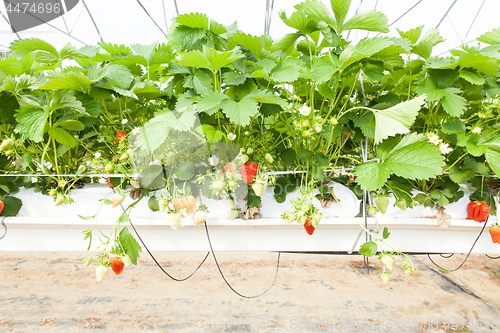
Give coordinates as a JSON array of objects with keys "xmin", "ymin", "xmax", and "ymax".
[{"xmin": 0, "ymin": 184, "xmax": 499, "ymax": 254}]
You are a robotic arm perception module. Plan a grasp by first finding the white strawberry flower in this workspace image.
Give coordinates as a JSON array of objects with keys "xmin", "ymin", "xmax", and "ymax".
[
  {"xmin": 298, "ymin": 104, "xmax": 311, "ymax": 116},
  {"xmin": 94, "ymin": 152, "xmax": 101, "ymax": 159},
  {"xmin": 227, "ymin": 132, "xmax": 236, "ymax": 141},
  {"xmin": 208, "ymin": 155, "xmax": 219, "ymax": 166},
  {"xmin": 439, "ymin": 143, "xmax": 453, "ymax": 154},
  {"xmin": 427, "ymin": 133, "xmax": 442, "ymax": 145},
  {"xmin": 287, "ymin": 103, "xmax": 294, "ymax": 110},
  {"xmin": 471, "ymin": 127, "xmax": 481, "ymax": 134},
  {"xmin": 131, "ymin": 127, "xmax": 141, "ymax": 136},
  {"xmin": 121, "ymin": 119, "xmax": 128, "ymax": 124}
]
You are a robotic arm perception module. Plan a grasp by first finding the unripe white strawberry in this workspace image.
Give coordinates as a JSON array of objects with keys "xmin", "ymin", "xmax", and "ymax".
[
  {"xmin": 230, "ymin": 209, "xmax": 239, "ymax": 220},
  {"xmin": 265, "ymin": 153, "xmax": 273, "ymax": 163},
  {"xmin": 122, "ymin": 255, "xmax": 132, "ymax": 267},
  {"xmin": 252, "ymin": 181, "xmax": 267, "ymax": 196},
  {"xmin": 212, "ymin": 180, "xmax": 224, "ymax": 192},
  {"xmin": 158, "ymin": 199, "xmax": 168, "ymax": 212},
  {"xmin": 167, "ymin": 212, "xmax": 182, "ymax": 230},
  {"xmin": 381, "ymin": 255, "xmax": 394, "ymax": 270},
  {"xmin": 111, "ymin": 193, "xmax": 125, "ymax": 208},
  {"xmin": 54, "ymin": 194, "xmax": 65, "ymax": 206},
  {"xmin": 193, "ymin": 210, "xmax": 208, "ymax": 226},
  {"xmin": 96, "ymin": 266, "xmax": 107, "ymax": 282},
  {"xmin": 0, "ymin": 139, "xmax": 14, "ymax": 151},
  {"xmin": 241, "ymin": 154, "xmax": 249, "ymax": 164},
  {"xmin": 380, "ymin": 271, "xmax": 391, "ymax": 284}
]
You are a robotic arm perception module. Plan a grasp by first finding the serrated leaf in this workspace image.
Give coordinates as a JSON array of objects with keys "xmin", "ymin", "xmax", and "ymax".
[
  {"xmin": 55, "ymin": 120, "xmax": 85, "ymax": 131},
  {"xmin": 448, "ymin": 165, "xmax": 475, "ymax": 184},
  {"xmin": 341, "ymin": 10, "xmax": 389, "ymax": 34},
  {"xmin": 441, "ymin": 119, "xmax": 465, "ymax": 134},
  {"xmin": 49, "ymin": 91, "xmax": 86, "ymax": 114},
  {"xmin": 118, "ymin": 214, "xmax": 131, "ymax": 223},
  {"xmin": 271, "ymin": 33, "xmax": 302, "ymax": 54},
  {"xmin": 10, "ymin": 38, "xmax": 58, "ymax": 58},
  {"xmin": 331, "ymin": 0, "xmax": 351, "ymax": 28},
  {"xmin": 220, "ymin": 97, "xmax": 258, "ymax": 126},
  {"xmin": 279, "ymin": 9, "xmax": 308, "ymax": 33},
  {"xmin": 141, "ymin": 165, "xmax": 163, "ymax": 188},
  {"xmin": 372, "ymin": 95, "xmax": 425, "ymax": 144},
  {"xmin": 311, "ymin": 58, "xmax": 338, "ymax": 84},
  {"xmin": 229, "ymin": 32, "xmax": 263, "ymax": 59},
  {"xmin": 477, "ymin": 27, "xmax": 500, "ymax": 45},
  {"xmin": 201, "ymin": 124, "xmax": 223, "ymax": 142},
  {"xmin": 485, "ymin": 148, "xmax": 500, "ymax": 178},
  {"xmin": 270, "ymin": 58, "xmax": 302, "ymax": 83},
  {"xmin": 39, "ymin": 72, "xmax": 92, "ymax": 92},
  {"xmin": 396, "ymin": 26, "xmax": 424, "ymax": 44},
  {"xmin": 359, "ymin": 241, "xmax": 377, "ymax": 257},
  {"xmin": 459, "ymin": 69, "xmax": 485, "ymax": 85},
  {"xmin": 196, "ymin": 91, "xmax": 228, "ymax": 115},
  {"xmin": 175, "ymin": 162, "xmax": 196, "ymax": 180},
  {"xmin": 175, "ymin": 46, "xmax": 244, "ymax": 73},
  {"xmin": 14, "ymin": 106, "xmax": 48, "ymax": 142},
  {"xmin": 183, "ymin": 70, "xmax": 212, "ymax": 94},
  {"xmin": 222, "ymin": 71, "xmax": 247, "ymax": 85},
  {"xmin": 441, "ymin": 88, "xmax": 466, "ymax": 117},
  {"xmin": 384, "ymin": 141, "xmax": 444, "ymax": 180},
  {"xmin": 354, "ymin": 162, "xmax": 390, "ymax": 191},
  {"xmin": 296, "ymin": 149, "xmax": 314, "ymax": 162},
  {"xmin": 294, "ymin": 0, "xmax": 337, "ymax": 30},
  {"xmin": 176, "ymin": 12, "xmax": 209, "ymax": 29},
  {"xmin": 130, "ymin": 42, "xmax": 158, "ymax": 61},
  {"xmin": 315, "ymin": 152, "xmax": 329, "ymax": 166},
  {"xmin": 119, "ymin": 227, "xmax": 142, "ymax": 265},
  {"xmin": 245, "ymin": 89, "xmax": 287, "ymax": 108},
  {"xmin": 411, "ymin": 41, "xmax": 433, "ymax": 60},
  {"xmin": 48, "ymin": 127, "xmax": 78, "ymax": 148},
  {"xmin": 339, "ymin": 37, "xmax": 393, "ymax": 69}
]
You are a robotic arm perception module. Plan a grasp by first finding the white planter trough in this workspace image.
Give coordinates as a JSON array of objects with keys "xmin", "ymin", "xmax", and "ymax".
[{"xmin": 1, "ymin": 183, "xmax": 499, "ymax": 255}]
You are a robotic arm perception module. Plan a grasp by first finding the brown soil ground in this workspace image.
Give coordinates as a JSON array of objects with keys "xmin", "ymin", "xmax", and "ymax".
[{"xmin": 1, "ymin": 252, "xmax": 500, "ymax": 332}]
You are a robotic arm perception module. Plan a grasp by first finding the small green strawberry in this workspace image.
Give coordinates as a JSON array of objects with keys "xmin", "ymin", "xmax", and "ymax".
[
  {"xmin": 54, "ymin": 194, "xmax": 65, "ymax": 206},
  {"xmin": 241, "ymin": 154, "xmax": 249, "ymax": 164},
  {"xmin": 395, "ymin": 198, "xmax": 407, "ymax": 211},
  {"xmin": 367, "ymin": 205, "xmax": 379, "ymax": 215},
  {"xmin": 0, "ymin": 139, "xmax": 14, "ymax": 151},
  {"xmin": 380, "ymin": 255, "xmax": 394, "ymax": 270},
  {"xmin": 380, "ymin": 271, "xmax": 391, "ymax": 284},
  {"xmin": 265, "ymin": 153, "xmax": 273, "ymax": 163},
  {"xmin": 96, "ymin": 266, "xmax": 107, "ymax": 282},
  {"xmin": 374, "ymin": 195, "xmax": 390, "ymax": 214},
  {"xmin": 252, "ymin": 181, "xmax": 267, "ymax": 196},
  {"xmin": 312, "ymin": 123, "xmax": 323, "ymax": 134},
  {"xmin": 104, "ymin": 164, "xmax": 115, "ymax": 174},
  {"xmin": 246, "ymin": 147, "xmax": 254, "ymax": 155},
  {"xmin": 230, "ymin": 209, "xmax": 239, "ymax": 220}
]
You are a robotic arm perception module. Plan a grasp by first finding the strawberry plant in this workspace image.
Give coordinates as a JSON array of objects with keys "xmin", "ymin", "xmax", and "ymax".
[{"xmin": 1, "ymin": 0, "xmax": 500, "ymax": 284}]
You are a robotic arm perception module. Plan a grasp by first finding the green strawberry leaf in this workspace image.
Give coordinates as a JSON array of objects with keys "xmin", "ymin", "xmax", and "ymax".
[
  {"xmin": 383, "ymin": 227, "xmax": 390, "ymax": 239},
  {"xmin": 14, "ymin": 106, "xmax": 49, "ymax": 142},
  {"xmin": 220, "ymin": 97, "xmax": 258, "ymax": 126},
  {"xmin": 359, "ymin": 241, "xmax": 378, "ymax": 257},
  {"xmin": 48, "ymin": 127, "xmax": 78, "ymax": 148},
  {"xmin": 119, "ymin": 227, "xmax": 142, "ymax": 265},
  {"xmin": 0, "ymin": 196, "xmax": 22, "ymax": 217},
  {"xmin": 354, "ymin": 162, "xmax": 390, "ymax": 191}
]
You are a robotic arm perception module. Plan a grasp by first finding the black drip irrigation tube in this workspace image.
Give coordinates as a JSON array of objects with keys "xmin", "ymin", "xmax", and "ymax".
[
  {"xmin": 426, "ymin": 183, "xmax": 493, "ymax": 272},
  {"xmin": 112, "ymin": 184, "xmax": 282, "ymax": 298}
]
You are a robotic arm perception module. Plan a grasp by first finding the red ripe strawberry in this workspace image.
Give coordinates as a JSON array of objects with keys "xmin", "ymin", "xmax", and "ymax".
[
  {"xmin": 489, "ymin": 224, "xmax": 500, "ymax": 244},
  {"xmin": 0, "ymin": 199, "xmax": 4, "ymax": 215},
  {"xmin": 304, "ymin": 216, "xmax": 316, "ymax": 235},
  {"xmin": 476, "ymin": 203, "xmax": 490, "ymax": 222},
  {"xmin": 240, "ymin": 163, "xmax": 258, "ymax": 184},
  {"xmin": 109, "ymin": 257, "xmax": 125, "ymax": 275},
  {"xmin": 467, "ymin": 201, "xmax": 479, "ymax": 220},
  {"xmin": 116, "ymin": 131, "xmax": 127, "ymax": 142}
]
